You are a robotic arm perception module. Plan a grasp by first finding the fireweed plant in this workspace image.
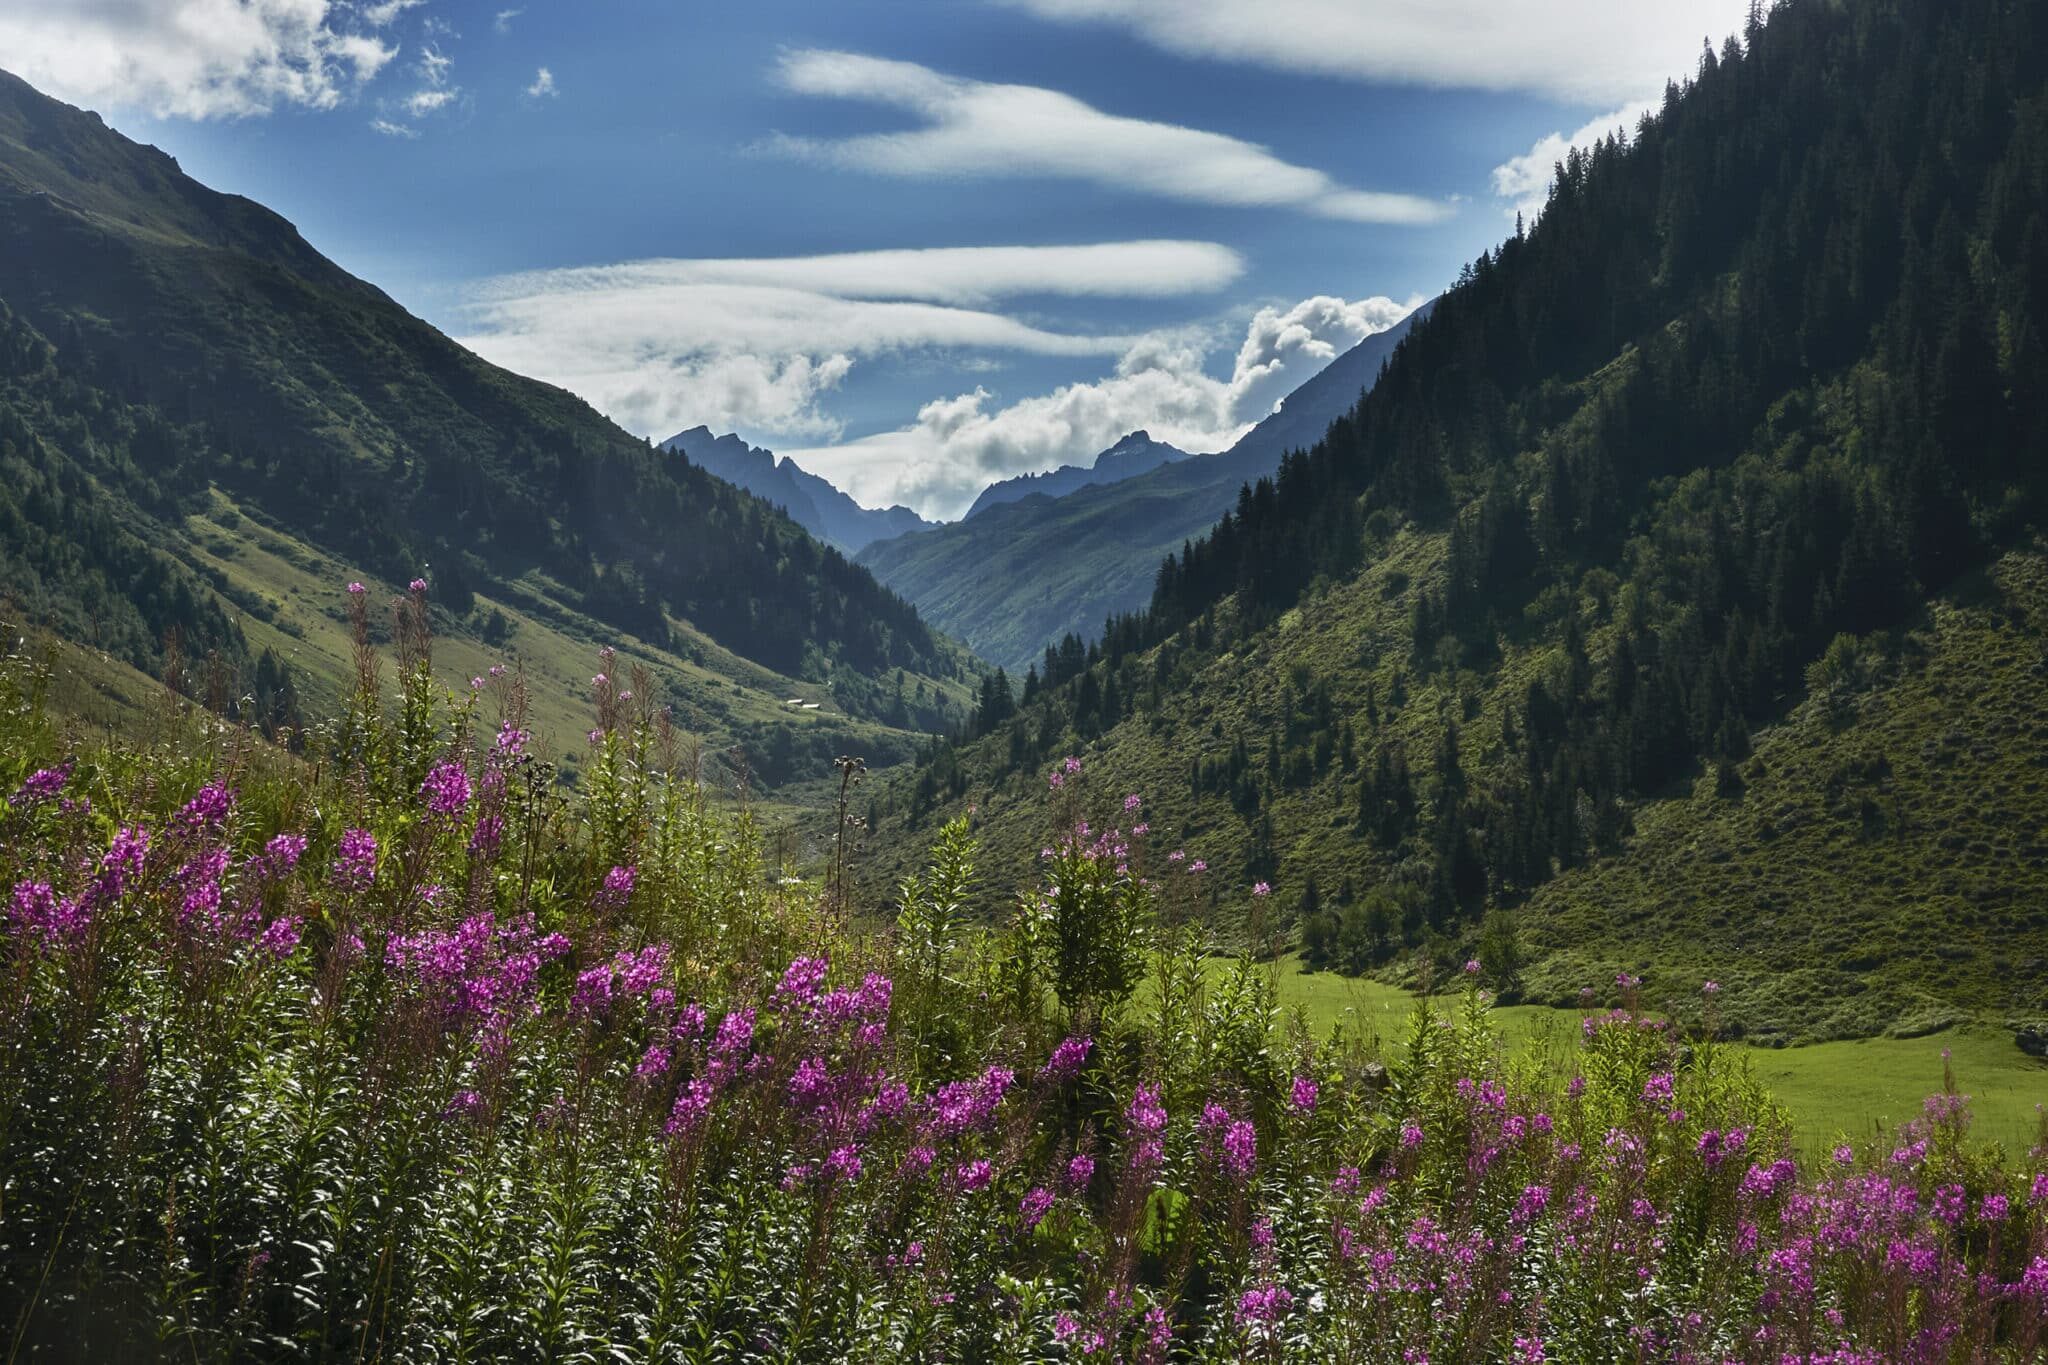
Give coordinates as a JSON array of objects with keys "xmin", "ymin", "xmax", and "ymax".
[{"xmin": 0, "ymin": 590, "xmax": 2045, "ymax": 1362}]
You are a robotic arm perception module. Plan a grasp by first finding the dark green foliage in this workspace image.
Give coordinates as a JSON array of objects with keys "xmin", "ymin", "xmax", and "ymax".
[{"xmin": 0, "ymin": 299, "xmax": 247, "ymax": 679}]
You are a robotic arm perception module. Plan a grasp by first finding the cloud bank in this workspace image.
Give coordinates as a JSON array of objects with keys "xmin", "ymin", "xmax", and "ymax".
[
  {"xmin": 781, "ymin": 293, "xmax": 1422, "ymax": 519},
  {"xmin": 768, "ymin": 50, "xmax": 1449, "ymax": 226},
  {"xmin": 455, "ymin": 241, "xmax": 1247, "ymax": 449},
  {"xmin": 0, "ymin": 0, "xmax": 398, "ymax": 119},
  {"xmin": 1000, "ymin": 0, "xmax": 1750, "ymax": 107}
]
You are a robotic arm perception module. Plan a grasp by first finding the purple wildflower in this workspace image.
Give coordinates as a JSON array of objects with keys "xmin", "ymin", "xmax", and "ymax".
[
  {"xmin": 9, "ymin": 880, "xmax": 86, "ymax": 943},
  {"xmin": 1220, "ymin": 1120, "xmax": 1257, "ymax": 1181},
  {"xmin": 332, "ymin": 829, "xmax": 377, "ymax": 889},
  {"xmin": 1020, "ymin": 1186, "xmax": 1054, "ymax": 1230},
  {"xmin": 598, "ymin": 864, "xmax": 636, "ymax": 908},
  {"xmin": 1040, "ymin": 1035, "xmax": 1092, "ymax": 1084},
  {"xmin": 420, "ymin": 761, "xmax": 471, "ymax": 817},
  {"xmin": 9, "ymin": 764, "xmax": 71, "ymax": 808},
  {"xmin": 259, "ymin": 915, "xmax": 303, "ymax": 959},
  {"xmin": 1235, "ymin": 1284, "xmax": 1293, "ymax": 1328},
  {"xmin": 179, "ymin": 782, "xmax": 235, "ymax": 830}
]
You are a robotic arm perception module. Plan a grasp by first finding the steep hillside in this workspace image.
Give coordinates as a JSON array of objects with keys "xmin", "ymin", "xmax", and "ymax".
[
  {"xmin": 0, "ymin": 68, "xmax": 973, "ymax": 769},
  {"xmin": 867, "ymin": 0, "xmax": 2048, "ymax": 1042},
  {"xmin": 662, "ymin": 426, "xmax": 930, "ymax": 554},
  {"xmin": 1523, "ymin": 549, "xmax": 2048, "ymax": 1042},
  {"xmin": 855, "ymin": 466, "xmax": 1238, "ymax": 677},
  {"xmin": 857, "ymin": 307, "xmax": 1427, "ymax": 671},
  {"xmin": 961, "ymin": 430, "xmax": 1188, "ymax": 519}
]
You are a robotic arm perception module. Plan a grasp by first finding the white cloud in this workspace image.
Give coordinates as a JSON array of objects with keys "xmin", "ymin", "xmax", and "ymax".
[
  {"xmin": 493, "ymin": 7, "xmax": 521, "ymax": 33},
  {"xmin": 359, "ymin": 0, "xmax": 424, "ymax": 25},
  {"xmin": 781, "ymin": 292, "xmax": 1423, "ymax": 519},
  {"xmin": 0, "ymin": 0, "xmax": 397, "ymax": 119},
  {"xmin": 369, "ymin": 115, "xmax": 417, "ymax": 137},
  {"xmin": 1490, "ymin": 102, "xmax": 1655, "ymax": 223},
  {"xmin": 1228, "ymin": 294, "xmax": 1416, "ymax": 423},
  {"xmin": 389, "ymin": 40, "xmax": 458, "ymax": 120},
  {"xmin": 1000, "ymin": 0, "xmax": 1749, "ymax": 106},
  {"xmin": 600, "ymin": 353, "xmax": 857, "ymax": 444},
  {"xmin": 415, "ymin": 43, "xmax": 451, "ymax": 84},
  {"xmin": 454, "ymin": 241, "xmax": 1245, "ymax": 447},
  {"xmin": 768, "ymin": 50, "xmax": 1449, "ymax": 226},
  {"xmin": 403, "ymin": 86, "xmax": 455, "ymax": 115},
  {"xmin": 525, "ymin": 66, "xmax": 556, "ymax": 98},
  {"xmin": 474, "ymin": 240, "xmax": 1245, "ymax": 310}
]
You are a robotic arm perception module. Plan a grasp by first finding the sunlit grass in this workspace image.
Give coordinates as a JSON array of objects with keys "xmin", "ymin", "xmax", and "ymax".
[{"xmin": 1250, "ymin": 955, "xmax": 2047, "ymax": 1154}]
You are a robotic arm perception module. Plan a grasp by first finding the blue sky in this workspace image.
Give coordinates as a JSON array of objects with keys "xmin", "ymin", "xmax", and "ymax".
[{"xmin": 3, "ymin": 0, "xmax": 1746, "ymax": 517}]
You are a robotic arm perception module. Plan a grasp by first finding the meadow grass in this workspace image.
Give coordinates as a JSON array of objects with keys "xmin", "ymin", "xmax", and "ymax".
[{"xmin": 1255, "ymin": 957, "xmax": 2047, "ymax": 1155}]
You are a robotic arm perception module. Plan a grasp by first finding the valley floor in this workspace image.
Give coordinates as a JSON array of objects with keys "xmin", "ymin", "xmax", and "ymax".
[{"xmin": 1251, "ymin": 954, "xmax": 2048, "ymax": 1154}]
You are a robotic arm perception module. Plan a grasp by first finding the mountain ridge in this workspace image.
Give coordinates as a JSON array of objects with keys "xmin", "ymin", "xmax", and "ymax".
[
  {"xmin": 661, "ymin": 425, "xmax": 931, "ymax": 554},
  {"xmin": 962, "ymin": 429, "xmax": 1190, "ymax": 520},
  {"xmin": 856, "ymin": 304, "xmax": 1430, "ymax": 672},
  {"xmin": 0, "ymin": 65, "xmax": 974, "ymax": 771}
]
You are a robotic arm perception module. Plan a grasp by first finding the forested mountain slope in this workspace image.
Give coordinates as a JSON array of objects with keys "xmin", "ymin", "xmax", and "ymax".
[
  {"xmin": 0, "ymin": 68, "xmax": 973, "ymax": 762},
  {"xmin": 868, "ymin": 0, "xmax": 2048, "ymax": 1042},
  {"xmin": 857, "ymin": 307, "xmax": 1427, "ymax": 672}
]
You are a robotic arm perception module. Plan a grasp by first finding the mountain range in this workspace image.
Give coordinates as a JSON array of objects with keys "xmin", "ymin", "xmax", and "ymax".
[
  {"xmin": 855, "ymin": 304, "xmax": 1430, "ymax": 673},
  {"xmin": 0, "ymin": 66, "xmax": 973, "ymax": 783},
  {"xmin": 661, "ymin": 426, "xmax": 931, "ymax": 554},
  {"xmin": 961, "ymin": 430, "xmax": 1190, "ymax": 520}
]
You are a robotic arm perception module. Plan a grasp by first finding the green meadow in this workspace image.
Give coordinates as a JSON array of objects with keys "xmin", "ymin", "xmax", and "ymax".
[{"xmin": 1250, "ymin": 956, "xmax": 2048, "ymax": 1156}]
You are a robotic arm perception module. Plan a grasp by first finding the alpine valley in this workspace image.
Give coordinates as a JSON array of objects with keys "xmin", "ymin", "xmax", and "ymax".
[
  {"xmin": 3, "ymin": 3, "xmax": 2048, "ymax": 1359},
  {"xmin": 857, "ymin": 307, "xmax": 1429, "ymax": 673}
]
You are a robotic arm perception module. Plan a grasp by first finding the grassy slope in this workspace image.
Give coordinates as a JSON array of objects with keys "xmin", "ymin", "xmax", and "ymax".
[
  {"xmin": 1525, "ymin": 550, "xmax": 2048, "ymax": 1042},
  {"xmin": 19, "ymin": 484, "xmax": 971, "ymax": 821},
  {"xmin": 178, "ymin": 490, "xmax": 953, "ymax": 760},
  {"xmin": 870, "ymin": 530, "xmax": 2048, "ymax": 1048},
  {"xmin": 863, "ymin": 524, "xmax": 1467, "ymax": 895}
]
